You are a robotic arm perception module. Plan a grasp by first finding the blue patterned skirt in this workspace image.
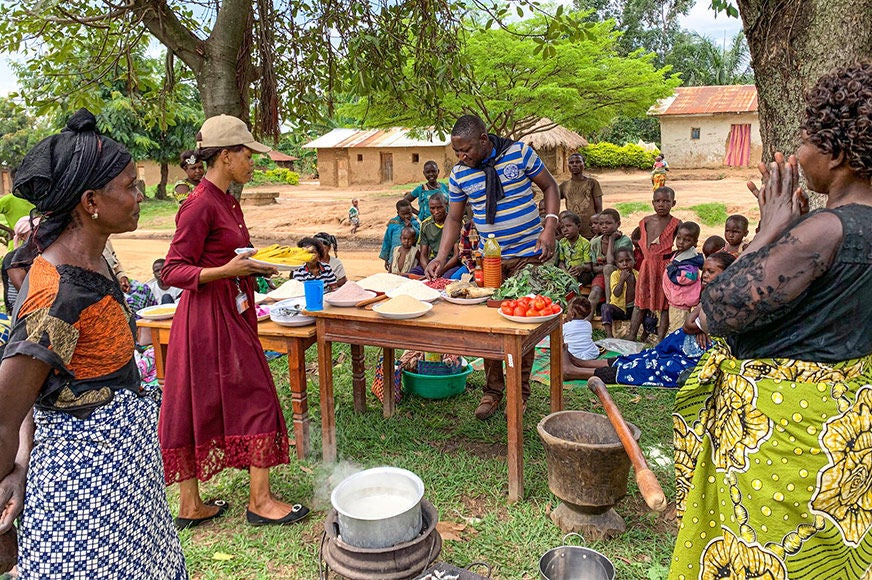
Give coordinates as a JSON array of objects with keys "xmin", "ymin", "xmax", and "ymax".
[{"xmin": 17, "ymin": 386, "xmax": 187, "ymax": 579}]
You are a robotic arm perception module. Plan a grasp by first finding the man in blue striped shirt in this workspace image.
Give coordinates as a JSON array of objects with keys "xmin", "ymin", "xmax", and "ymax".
[{"xmin": 426, "ymin": 114, "xmax": 561, "ymax": 420}]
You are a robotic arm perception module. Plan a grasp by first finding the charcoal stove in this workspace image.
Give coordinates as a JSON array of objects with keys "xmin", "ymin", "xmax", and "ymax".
[{"xmin": 320, "ymin": 499, "xmax": 441, "ymax": 580}]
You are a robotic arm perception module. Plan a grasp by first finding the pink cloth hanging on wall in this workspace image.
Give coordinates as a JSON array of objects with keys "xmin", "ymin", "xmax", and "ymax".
[{"xmin": 724, "ymin": 123, "xmax": 751, "ymax": 167}]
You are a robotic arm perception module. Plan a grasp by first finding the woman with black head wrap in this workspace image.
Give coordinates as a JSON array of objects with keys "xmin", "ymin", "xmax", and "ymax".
[{"xmin": 0, "ymin": 109, "xmax": 187, "ymax": 579}]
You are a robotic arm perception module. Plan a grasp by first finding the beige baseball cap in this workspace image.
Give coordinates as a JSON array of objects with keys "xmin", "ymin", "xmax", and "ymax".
[{"xmin": 196, "ymin": 115, "xmax": 271, "ymax": 153}]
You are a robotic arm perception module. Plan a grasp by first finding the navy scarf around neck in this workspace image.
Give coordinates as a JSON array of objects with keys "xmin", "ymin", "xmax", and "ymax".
[{"xmin": 475, "ymin": 134, "xmax": 514, "ymax": 225}]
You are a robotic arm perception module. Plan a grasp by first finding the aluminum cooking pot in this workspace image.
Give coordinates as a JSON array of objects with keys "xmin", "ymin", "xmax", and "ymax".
[
  {"xmin": 538, "ymin": 534, "xmax": 615, "ymax": 580},
  {"xmin": 330, "ymin": 466, "xmax": 425, "ymax": 549}
]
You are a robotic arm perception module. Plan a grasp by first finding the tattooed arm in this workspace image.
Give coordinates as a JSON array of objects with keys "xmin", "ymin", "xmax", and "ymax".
[{"xmin": 700, "ymin": 211, "xmax": 841, "ymax": 337}]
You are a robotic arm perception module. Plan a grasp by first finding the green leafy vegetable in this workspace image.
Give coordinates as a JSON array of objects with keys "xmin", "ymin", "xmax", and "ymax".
[{"xmin": 492, "ymin": 264, "xmax": 579, "ymax": 307}]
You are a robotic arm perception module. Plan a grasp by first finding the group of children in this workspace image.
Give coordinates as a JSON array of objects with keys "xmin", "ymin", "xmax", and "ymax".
[
  {"xmin": 367, "ymin": 161, "xmax": 754, "ymax": 381},
  {"xmin": 558, "ymin": 186, "xmax": 751, "ymax": 367}
]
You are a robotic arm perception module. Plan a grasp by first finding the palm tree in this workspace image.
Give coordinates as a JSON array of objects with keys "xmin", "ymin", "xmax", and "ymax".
[{"xmin": 666, "ymin": 30, "xmax": 754, "ymax": 86}]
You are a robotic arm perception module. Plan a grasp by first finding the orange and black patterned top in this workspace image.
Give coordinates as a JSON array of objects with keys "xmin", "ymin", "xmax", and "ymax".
[{"xmin": 4, "ymin": 256, "xmax": 139, "ymax": 418}]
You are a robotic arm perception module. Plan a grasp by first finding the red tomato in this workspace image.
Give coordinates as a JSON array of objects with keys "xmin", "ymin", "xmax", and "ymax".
[
  {"xmin": 501, "ymin": 304, "xmax": 513, "ymax": 314},
  {"xmin": 526, "ymin": 308, "xmax": 536, "ymax": 317},
  {"xmin": 551, "ymin": 304, "xmax": 562, "ymax": 314},
  {"xmin": 543, "ymin": 296, "xmax": 553, "ymax": 306},
  {"xmin": 513, "ymin": 306, "xmax": 526, "ymax": 317},
  {"xmin": 506, "ymin": 300, "xmax": 517, "ymax": 309},
  {"xmin": 534, "ymin": 299, "xmax": 546, "ymax": 311}
]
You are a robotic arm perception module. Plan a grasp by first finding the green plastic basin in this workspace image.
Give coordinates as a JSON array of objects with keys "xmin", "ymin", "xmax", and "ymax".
[{"xmin": 402, "ymin": 359, "xmax": 473, "ymax": 399}]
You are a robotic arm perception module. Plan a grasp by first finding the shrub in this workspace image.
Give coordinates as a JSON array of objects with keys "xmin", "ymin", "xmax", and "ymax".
[
  {"xmin": 251, "ymin": 168, "xmax": 300, "ymax": 185},
  {"xmin": 582, "ymin": 142, "xmax": 659, "ymax": 170}
]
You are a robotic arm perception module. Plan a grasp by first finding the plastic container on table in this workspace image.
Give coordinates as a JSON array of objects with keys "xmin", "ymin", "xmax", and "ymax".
[
  {"xmin": 482, "ymin": 234, "xmax": 502, "ymax": 288},
  {"xmin": 303, "ymin": 279, "xmax": 324, "ymax": 311}
]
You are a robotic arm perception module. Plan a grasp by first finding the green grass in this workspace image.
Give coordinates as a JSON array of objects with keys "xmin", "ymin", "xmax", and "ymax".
[
  {"xmin": 614, "ymin": 201, "xmax": 650, "ymax": 216},
  {"xmin": 689, "ymin": 203, "xmax": 728, "ymax": 227},
  {"xmin": 138, "ymin": 198, "xmax": 179, "ymax": 229},
  {"xmin": 174, "ymin": 345, "xmax": 677, "ymax": 579}
]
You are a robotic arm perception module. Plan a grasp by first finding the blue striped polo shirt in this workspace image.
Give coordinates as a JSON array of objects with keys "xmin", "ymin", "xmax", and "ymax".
[{"xmin": 448, "ymin": 141, "xmax": 544, "ymax": 259}]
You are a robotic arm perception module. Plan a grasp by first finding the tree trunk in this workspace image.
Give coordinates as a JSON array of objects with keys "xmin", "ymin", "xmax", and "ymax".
[
  {"xmin": 739, "ymin": 0, "xmax": 872, "ymax": 161},
  {"xmin": 156, "ymin": 163, "xmax": 169, "ymax": 200}
]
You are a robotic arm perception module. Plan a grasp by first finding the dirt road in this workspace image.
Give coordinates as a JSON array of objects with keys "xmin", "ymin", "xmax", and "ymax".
[{"xmin": 113, "ymin": 168, "xmax": 762, "ymax": 282}]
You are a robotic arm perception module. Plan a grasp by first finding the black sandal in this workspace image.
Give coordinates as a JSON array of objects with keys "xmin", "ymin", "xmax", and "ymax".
[
  {"xmin": 174, "ymin": 499, "xmax": 229, "ymax": 531},
  {"xmin": 246, "ymin": 504, "xmax": 310, "ymax": 526}
]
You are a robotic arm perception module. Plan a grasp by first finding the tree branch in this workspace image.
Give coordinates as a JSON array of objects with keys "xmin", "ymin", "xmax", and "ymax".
[{"xmin": 129, "ymin": 0, "xmax": 204, "ymax": 73}]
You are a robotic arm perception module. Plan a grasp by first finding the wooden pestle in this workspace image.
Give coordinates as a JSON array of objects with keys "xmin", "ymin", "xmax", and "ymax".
[{"xmin": 588, "ymin": 376, "xmax": 667, "ymax": 512}]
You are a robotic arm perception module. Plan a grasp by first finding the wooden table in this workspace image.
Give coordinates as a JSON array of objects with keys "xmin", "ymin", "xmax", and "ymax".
[
  {"xmin": 309, "ymin": 302, "xmax": 563, "ymax": 502},
  {"xmin": 137, "ymin": 318, "xmax": 318, "ymax": 459}
]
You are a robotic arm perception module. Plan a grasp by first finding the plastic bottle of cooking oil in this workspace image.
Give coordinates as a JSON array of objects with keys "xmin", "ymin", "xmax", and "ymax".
[{"xmin": 482, "ymin": 234, "xmax": 502, "ymax": 288}]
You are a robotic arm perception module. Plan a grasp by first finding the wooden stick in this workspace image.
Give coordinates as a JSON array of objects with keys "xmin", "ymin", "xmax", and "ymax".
[
  {"xmin": 355, "ymin": 294, "xmax": 388, "ymax": 308},
  {"xmin": 588, "ymin": 376, "xmax": 667, "ymax": 512}
]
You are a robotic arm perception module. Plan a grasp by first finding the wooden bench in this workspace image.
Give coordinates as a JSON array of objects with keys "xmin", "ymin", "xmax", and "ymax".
[{"xmin": 241, "ymin": 191, "xmax": 279, "ymax": 206}]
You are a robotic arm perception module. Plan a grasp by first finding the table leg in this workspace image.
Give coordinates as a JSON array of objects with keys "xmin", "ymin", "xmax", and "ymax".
[
  {"xmin": 288, "ymin": 339, "xmax": 309, "ymax": 459},
  {"xmin": 351, "ymin": 344, "xmax": 367, "ymax": 414},
  {"xmin": 152, "ymin": 328, "xmax": 167, "ymax": 384},
  {"xmin": 318, "ymin": 337, "xmax": 337, "ymax": 463},
  {"xmin": 505, "ymin": 337, "xmax": 524, "ymax": 502},
  {"xmin": 549, "ymin": 323, "xmax": 564, "ymax": 413},
  {"xmin": 382, "ymin": 347, "xmax": 395, "ymax": 418}
]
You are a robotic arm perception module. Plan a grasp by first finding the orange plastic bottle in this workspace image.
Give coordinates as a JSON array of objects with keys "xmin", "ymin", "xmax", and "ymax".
[{"xmin": 482, "ymin": 234, "xmax": 502, "ymax": 288}]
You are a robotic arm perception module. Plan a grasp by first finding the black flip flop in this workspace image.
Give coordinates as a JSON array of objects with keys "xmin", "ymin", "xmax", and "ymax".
[
  {"xmin": 174, "ymin": 499, "xmax": 229, "ymax": 531},
  {"xmin": 246, "ymin": 503, "xmax": 310, "ymax": 526}
]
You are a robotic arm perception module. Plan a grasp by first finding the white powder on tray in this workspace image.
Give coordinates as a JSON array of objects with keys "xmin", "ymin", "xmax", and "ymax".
[
  {"xmin": 389, "ymin": 280, "xmax": 441, "ymax": 301},
  {"xmin": 356, "ymin": 273, "xmax": 408, "ymax": 293}
]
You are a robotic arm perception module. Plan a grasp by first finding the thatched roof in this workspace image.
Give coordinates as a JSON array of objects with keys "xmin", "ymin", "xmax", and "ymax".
[{"xmin": 519, "ymin": 118, "xmax": 588, "ymax": 150}]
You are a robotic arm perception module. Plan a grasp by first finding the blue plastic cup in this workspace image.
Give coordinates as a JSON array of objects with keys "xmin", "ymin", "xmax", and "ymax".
[{"xmin": 303, "ymin": 279, "xmax": 324, "ymax": 311}]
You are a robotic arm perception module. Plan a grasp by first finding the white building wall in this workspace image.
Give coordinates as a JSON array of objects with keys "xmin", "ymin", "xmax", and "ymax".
[{"xmin": 659, "ymin": 112, "xmax": 762, "ymax": 168}]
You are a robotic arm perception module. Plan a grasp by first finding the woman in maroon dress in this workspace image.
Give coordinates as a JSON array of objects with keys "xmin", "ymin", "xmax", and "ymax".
[{"xmin": 159, "ymin": 115, "xmax": 309, "ymax": 528}]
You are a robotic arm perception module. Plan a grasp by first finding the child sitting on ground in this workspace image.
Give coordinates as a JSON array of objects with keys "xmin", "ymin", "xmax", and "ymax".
[
  {"xmin": 662, "ymin": 221, "xmax": 703, "ymax": 334},
  {"xmin": 563, "ymin": 297, "xmax": 599, "ymax": 361},
  {"xmin": 556, "ymin": 212, "xmax": 591, "ymax": 285},
  {"xmin": 146, "ymin": 258, "xmax": 183, "ymax": 304},
  {"xmin": 379, "ymin": 199, "xmax": 420, "ymax": 271},
  {"xmin": 723, "ymin": 214, "xmax": 749, "ymax": 256},
  {"xmin": 601, "ymin": 248, "xmax": 637, "ymax": 338},
  {"xmin": 627, "ymin": 186, "xmax": 681, "ymax": 342},
  {"xmin": 390, "ymin": 227, "xmax": 420, "ymax": 275},
  {"xmin": 702, "ymin": 235, "xmax": 726, "ymax": 258},
  {"xmin": 586, "ymin": 208, "xmax": 633, "ymax": 319}
]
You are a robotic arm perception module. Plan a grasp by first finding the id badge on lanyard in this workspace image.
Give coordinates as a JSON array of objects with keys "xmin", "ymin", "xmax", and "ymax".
[{"xmin": 234, "ymin": 277, "xmax": 250, "ymax": 314}]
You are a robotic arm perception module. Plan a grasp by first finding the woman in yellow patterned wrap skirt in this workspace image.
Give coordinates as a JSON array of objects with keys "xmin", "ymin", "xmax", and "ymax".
[{"xmin": 670, "ymin": 62, "xmax": 872, "ymax": 579}]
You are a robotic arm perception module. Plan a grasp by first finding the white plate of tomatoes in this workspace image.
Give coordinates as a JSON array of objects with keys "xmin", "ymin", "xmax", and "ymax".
[{"xmin": 497, "ymin": 295, "xmax": 562, "ymax": 323}]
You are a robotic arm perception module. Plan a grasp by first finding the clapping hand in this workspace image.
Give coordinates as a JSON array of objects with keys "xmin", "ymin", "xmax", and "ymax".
[{"xmin": 747, "ymin": 152, "xmax": 808, "ymax": 241}]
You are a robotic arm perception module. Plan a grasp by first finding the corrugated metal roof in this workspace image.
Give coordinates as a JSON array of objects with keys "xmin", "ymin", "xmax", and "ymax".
[
  {"xmin": 648, "ymin": 85, "xmax": 758, "ymax": 116},
  {"xmin": 303, "ymin": 127, "xmax": 450, "ymax": 149}
]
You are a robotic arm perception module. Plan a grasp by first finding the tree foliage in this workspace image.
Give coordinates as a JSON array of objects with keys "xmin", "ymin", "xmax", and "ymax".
[
  {"xmin": 665, "ymin": 30, "xmax": 753, "ymax": 86},
  {"xmin": 0, "ymin": 97, "xmax": 48, "ymax": 169},
  {"xmin": 340, "ymin": 15, "xmax": 680, "ymax": 139},
  {"xmin": 13, "ymin": 44, "xmax": 203, "ymax": 198},
  {"xmin": 0, "ymin": 0, "xmax": 594, "ymax": 139},
  {"xmin": 573, "ymin": 0, "xmax": 694, "ymax": 62}
]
